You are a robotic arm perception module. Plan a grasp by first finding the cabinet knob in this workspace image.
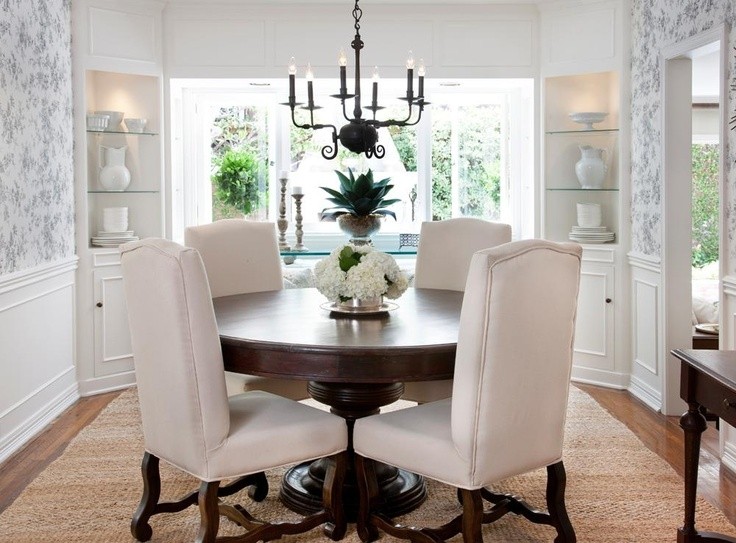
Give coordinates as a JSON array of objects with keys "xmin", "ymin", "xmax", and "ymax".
[
  {"xmin": 605, "ymin": 298, "xmax": 612, "ymax": 304},
  {"xmin": 724, "ymin": 399, "xmax": 736, "ymax": 410},
  {"xmin": 96, "ymin": 302, "xmax": 103, "ymax": 308}
]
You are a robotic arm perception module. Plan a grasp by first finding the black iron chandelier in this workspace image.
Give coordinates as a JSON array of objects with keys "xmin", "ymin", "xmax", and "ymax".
[{"xmin": 284, "ymin": 0, "xmax": 428, "ymax": 160}]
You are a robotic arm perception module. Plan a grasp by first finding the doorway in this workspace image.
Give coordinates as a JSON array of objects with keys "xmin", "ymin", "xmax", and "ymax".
[{"xmin": 661, "ymin": 25, "xmax": 727, "ymax": 416}]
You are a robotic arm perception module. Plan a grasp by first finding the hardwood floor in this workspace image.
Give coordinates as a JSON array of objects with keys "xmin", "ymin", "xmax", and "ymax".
[
  {"xmin": 0, "ymin": 390, "xmax": 121, "ymax": 514},
  {"xmin": 0, "ymin": 384, "xmax": 735, "ymax": 528}
]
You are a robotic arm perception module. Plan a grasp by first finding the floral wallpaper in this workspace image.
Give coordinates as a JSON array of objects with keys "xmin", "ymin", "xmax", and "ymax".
[
  {"xmin": 0, "ymin": 0, "xmax": 74, "ymax": 276},
  {"xmin": 630, "ymin": 0, "xmax": 736, "ymax": 269}
]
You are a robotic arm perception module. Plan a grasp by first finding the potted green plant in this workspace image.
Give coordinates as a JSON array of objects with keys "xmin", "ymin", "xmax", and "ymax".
[
  {"xmin": 212, "ymin": 148, "xmax": 266, "ymax": 218},
  {"xmin": 320, "ymin": 168, "xmax": 401, "ymax": 245}
]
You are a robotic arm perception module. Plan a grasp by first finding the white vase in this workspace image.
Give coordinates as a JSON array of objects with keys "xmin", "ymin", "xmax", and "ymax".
[
  {"xmin": 99, "ymin": 145, "xmax": 131, "ymax": 191},
  {"xmin": 574, "ymin": 145, "xmax": 607, "ymax": 189}
]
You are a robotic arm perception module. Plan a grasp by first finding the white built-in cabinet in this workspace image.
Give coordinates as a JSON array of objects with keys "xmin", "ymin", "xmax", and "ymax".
[
  {"xmin": 539, "ymin": 0, "xmax": 630, "ymax": 389},
  {"xmin": 93, "ymin": 265, "xmax": 133, "ymax": 377},
  {"xmin": 73, "ymin": 0, "xmax": 165, "ymax": 395}
]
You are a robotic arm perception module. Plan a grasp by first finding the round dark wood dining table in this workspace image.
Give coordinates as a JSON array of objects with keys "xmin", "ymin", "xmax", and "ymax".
[{"xmin": 213, "ymin": 287, "xmax": 463, "ymax": 521}]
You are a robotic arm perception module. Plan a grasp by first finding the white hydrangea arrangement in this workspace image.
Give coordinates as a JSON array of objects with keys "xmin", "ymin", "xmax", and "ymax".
[{"xmin": 314, "ymin": 244, "xmax": 410, "ymax": 303}]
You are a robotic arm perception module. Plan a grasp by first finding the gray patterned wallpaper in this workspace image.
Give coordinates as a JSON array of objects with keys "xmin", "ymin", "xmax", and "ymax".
[
  {"xmin": 631, "ymin": 0, "xmax": 736, "ymax": 268},
  {"xmin": 0, "ymin": 0, "xmax": 74, "ymax": 276}
]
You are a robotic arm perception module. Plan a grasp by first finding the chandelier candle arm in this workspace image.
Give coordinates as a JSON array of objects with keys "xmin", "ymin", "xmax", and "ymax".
[
  {"xmin": 418, "ymin": 59, "xmax": 425, "ymax": 98},
  {"xmin": 339, "ymin": 49, "xmax": 348, "ymax": 95},
  {"xmin": 406, "ymin": 51, "xmax": 414, "ymax": 100},
  {"xmin": 372, "ymin": 67, "xmax": 379, "ymax": 110},
  {"xmin": 288, "ymin": 58, "xmax": 297, "ymax": 106},
  {"xmin": 306, "ymin": 64, "xmax": 315, "ymax": 109}
]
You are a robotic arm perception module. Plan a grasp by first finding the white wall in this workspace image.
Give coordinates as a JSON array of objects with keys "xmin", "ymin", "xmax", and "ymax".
[
  {"xmin": 163, "ymin": 3, "xmax": 539, "ymax": 79},
  {"xmin": 0, "ymin": 0, "xmax": 79, "ymax": 462}
]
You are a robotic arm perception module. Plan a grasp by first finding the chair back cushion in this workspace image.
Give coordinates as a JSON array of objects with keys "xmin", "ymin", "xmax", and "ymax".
[
  {"xmin": 451, "ymin": 239, "xmax": 582, "ymax": 486},
  {"xmin": 414, "ymin": 218, "xmax": 512, "ymax": 291},
  {"xmin": 120, "ymin": 239, "xmax": 230, "ymax": 475},
  {"xmin": 184, "ymin": 219, "xmax": 283, "ymax": 298}
]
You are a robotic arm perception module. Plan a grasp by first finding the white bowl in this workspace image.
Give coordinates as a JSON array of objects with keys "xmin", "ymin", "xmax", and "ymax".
[
  {"xmin": 569, "ymin": 111, "xmax": 608, "ymax": 130},
  {"xmin": 95, "ymin": 110, "xmax": 124, "ymax": 130},
  {"xmin": 124, "ymin": 118, "xmax": 148, "ymax": 133},
  {"xmin": 576, "ymin": 203, "xmax": 602, "ymax": 227},
  {"xmin": 86, "ymin": 113, "xmax": 109, "ymax": 132}
]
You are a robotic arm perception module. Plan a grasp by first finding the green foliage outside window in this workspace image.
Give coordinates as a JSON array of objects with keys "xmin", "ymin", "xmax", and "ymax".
[
  {"xmin": 210, "ymin": 106, "xmax": 269, "ymax": 220},
  {"xmin": 691, "ymin": 143, "xmax": 719, "ymax": 268},
  {"xmin": 430, "ymin": 104, "xmax": 502, "ymax": 221},
  {"xmin": 212, "ymin": 148, "xmax": 266, "ymax": 217},
  {"xmin": 388, "ymin": 125, "xmax": 417, "ymax": 172}
]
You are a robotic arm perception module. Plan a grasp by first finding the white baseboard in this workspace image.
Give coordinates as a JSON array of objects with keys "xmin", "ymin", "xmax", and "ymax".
[
  {"xmin": 77, "ymin": 370, "xmax": 136, "ymax": 397},
  {"xmin": 571, "ymin": 366, "xmax": 629, "ymax": 389},
  {"xmin": 0, "ymin": 379, "xmax": 79, "ymax": 464},
  {"xmin": 721, "ymin": 439, "xmax": 736, "ymax": 474},
  {"xmin": 628, "ymin": 374, "xmax": 663, "ymax": 412}
]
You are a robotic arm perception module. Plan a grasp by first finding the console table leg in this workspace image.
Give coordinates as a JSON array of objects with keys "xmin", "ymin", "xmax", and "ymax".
[{"xmin": 679, "ymin": 402, "xmax": 708, "ymax": 542}]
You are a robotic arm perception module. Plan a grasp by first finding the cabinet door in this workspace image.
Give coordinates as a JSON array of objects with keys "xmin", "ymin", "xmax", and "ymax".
[
  {"xmin": 93, "ymin": 266, "xmax": 134, "ymax": 377},
  {"xmin": 573, "ymin": 262, "xmax": 614, "ymax": 371}
]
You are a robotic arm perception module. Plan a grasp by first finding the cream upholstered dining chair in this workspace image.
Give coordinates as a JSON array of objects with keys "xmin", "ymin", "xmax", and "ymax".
[
  {"xmin": 354, "ymin": 239, "xmax": 582, "ymax": 543},
  {"xmin": 121, "ymin": 238, "xmax": 348, "ymax": 543},
  {"xmin": 185, "ymin": 219, "xmax": 308, "ymax": 400},
  {"xmin": 404, "ymin": 217, "xmax": 512, "ymax": 404}
]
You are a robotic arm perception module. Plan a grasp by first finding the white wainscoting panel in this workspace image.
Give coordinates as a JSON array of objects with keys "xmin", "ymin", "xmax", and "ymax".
[
  {"xmin": 628, "ymin": 252, "xmax": 662, "ymax": 411},
  {"xmin": 719, "ymin": 276, "xmax": 736, "ymax": 472},
  {"xmin": 164, "ymin": 4, "xmax": 538, "ymax": 78},
  {"xmin": 439, "ymin": 21, "xmax": 533, "ymax": 67},
  {"xmin": 0, "ymin": 257, "xmax": 79, "ymax": 463},
  {"xmin": 89, "ymin": 7, "xmax": 157, "ymax": 62},
  {"xmin": 170, "ymin": 19, "xmax": 266, "ymax": 68},
  {"xmin": 543, "ymin": 7, "xmax": 615, "ymax": 66},
  {"xmin": 722, "ymin": 275, "xmax": 736, "ymax": 350}
]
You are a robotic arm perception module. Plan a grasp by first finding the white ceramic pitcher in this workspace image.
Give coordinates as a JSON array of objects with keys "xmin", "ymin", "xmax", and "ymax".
[
  {"xmin": 574, "ymin": 145, "xmax": 607, "ymax": 189},
  {"xmin": 99, "ymin": 145, "xmax": 131, "ymax": 191}
]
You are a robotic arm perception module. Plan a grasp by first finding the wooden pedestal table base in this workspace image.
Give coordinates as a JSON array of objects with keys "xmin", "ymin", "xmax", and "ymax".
[
  {"xmin": 279, "ymin": 381, "xmax": 426, "ymax": 521},
  {"xmin": 214, "ymin": 289, "xmax": 463, "ymax": 525}
]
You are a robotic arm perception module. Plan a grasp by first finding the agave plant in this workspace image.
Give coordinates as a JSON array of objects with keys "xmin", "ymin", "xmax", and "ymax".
[{"xmin": 320, "ymin": 168, "xmax": 401, "ymax": 220}]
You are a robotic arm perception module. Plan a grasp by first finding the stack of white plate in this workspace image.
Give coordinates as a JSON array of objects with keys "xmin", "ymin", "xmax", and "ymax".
[
  {"xmin": 568, "ymin": 225, "xmax": 615, "ymax": 244},
  {"xmin": 91, "ymin": 231, "xmax": 139, "ymax": 248}
]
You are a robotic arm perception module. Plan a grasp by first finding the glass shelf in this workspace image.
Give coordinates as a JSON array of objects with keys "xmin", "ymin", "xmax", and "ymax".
[
  {"xmin": 86, "ymin": 129, "xmax": 158, "ymax": 136},
  {"xmin": 87, "ymin": 190, "xmax": 160, "ymax": 194},
  {"xmin": 546, "ymin": 188, "xmax": 619, "ymax": 192},
  {"xmin": 545, "ymin": 128, "xmax": 619, "ymax": 135}
]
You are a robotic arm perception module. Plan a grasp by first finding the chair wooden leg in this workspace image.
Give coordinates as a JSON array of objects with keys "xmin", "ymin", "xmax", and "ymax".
[
  {"xmin": 459, "ymin": 489, "xmax": 483, "ymax": 543},
  {"xmin": 196, "ymin": 481, "xmax": 221, "ymax": 543},
  {"xmin": 131, "ymin": 452, "xmax": 161, "ymax": 542},
  {"xmin": 546, "ymin": 461, "xmax": 576, "ymax": 543},
  {"xmin": 355, "ymin": 455, "xmax": 380, "ymax": 543},
  {"xmin": 323, "ymin": 452, "xmax": 348, "ymax": 541}
]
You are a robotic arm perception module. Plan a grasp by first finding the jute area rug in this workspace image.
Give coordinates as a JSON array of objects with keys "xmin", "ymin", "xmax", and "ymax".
[{"xmin": 1, "ymin": 387, "xmax": 735, "ymax": 542}]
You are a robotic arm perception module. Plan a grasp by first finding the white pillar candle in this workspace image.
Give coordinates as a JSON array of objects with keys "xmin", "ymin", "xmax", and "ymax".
[
  {"xmin": 280, "ymin": 170, "xmax": 289, "ymax": 179},
  {"xmin": 292, "ymin": 186, "xmax": 303, "ymax": 195}
]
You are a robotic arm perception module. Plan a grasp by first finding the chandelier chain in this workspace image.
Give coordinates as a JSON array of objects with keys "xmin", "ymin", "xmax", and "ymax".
[{"xmin": 352, "ymin": 0, "xmax": 362, "ymax": 35}]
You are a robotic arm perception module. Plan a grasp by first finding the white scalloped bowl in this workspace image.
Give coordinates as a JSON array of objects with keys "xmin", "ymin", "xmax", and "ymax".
[{"xmin": 569, "ymin": 111, "xmax": 608, "ymax": 130}]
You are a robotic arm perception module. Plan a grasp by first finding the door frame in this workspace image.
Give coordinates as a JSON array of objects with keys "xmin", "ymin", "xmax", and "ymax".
[{"xmin": 660, "ymin": 24, "xmax": 728, "ymax": 415}]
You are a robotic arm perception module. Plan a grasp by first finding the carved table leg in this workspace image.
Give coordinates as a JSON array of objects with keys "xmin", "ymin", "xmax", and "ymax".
[
  {"xmin": 679, "ymin": 402, "xmax": 708, "ymax": 543},
  {"xmin": 279, "ymin": 381, "xmax": 426, "ymax": 522}
]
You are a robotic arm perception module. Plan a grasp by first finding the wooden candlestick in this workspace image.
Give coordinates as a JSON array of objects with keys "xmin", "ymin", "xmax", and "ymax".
[
  {"xmin": 292, "ymin": 194, "xmax": 308, "ymax": 252},
  {"xmin": 277, "ymin": 176, "xmax": 291, "ymax": 251}
]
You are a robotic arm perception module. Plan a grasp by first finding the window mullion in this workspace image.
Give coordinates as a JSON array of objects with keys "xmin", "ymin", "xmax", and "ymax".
[{"xmin": 450, "ymin": 103, "xmax": 460, "ymax": 217}]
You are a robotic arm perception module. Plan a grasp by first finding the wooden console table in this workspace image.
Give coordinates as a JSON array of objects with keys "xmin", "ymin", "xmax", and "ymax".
[{"xmin": 672, "ymin": 348, "xmax": 736, "ymax": 542}]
